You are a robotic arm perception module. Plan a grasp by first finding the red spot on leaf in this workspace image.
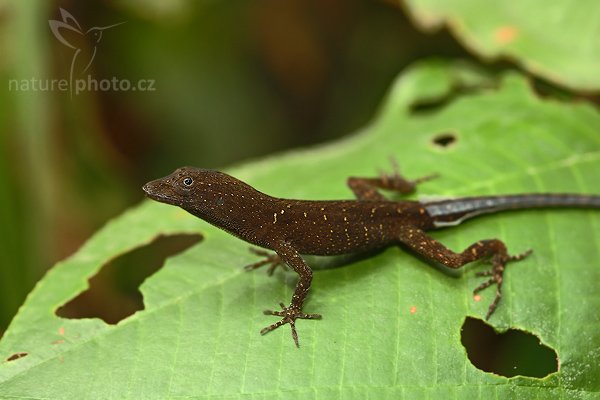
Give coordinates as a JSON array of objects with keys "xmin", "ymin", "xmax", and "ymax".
[
  {"xmin": 495, "ymin": 26, "xmax": 519, "ymax": 44},
  {"xmin": 473, "ymin": 294, "xmax": 482, "ymax": 302},
  {"xmin": 58, "ymin": 327, "xmax": 65, "ymax": 335},
  {"xmin": 409, "ymin": 306, "xmax": 417, "ymax": 314}
]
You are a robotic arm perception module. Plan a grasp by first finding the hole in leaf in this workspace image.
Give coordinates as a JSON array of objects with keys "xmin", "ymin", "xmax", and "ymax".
[
  {"xmin": 56, "ymin": 233, "xmax": 202, "ymax": 324},
  {"xmin": 432, "ymin": 132, "xmax": 457, "ymax": 147},
  {"xmin": 6, "ymin": 352, "xmax": 28, "ymax": 362},
  {"xmin": 461, "ymin": 317, "xmax": 558, "ymax": 378}
]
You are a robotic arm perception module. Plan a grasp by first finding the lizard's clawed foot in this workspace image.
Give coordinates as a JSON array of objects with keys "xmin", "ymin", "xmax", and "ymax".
[
  {"xmin": 413, "ymin": 172, "xmax": 440, "ymax": 185},
  {"xmin": 260, "ymin": 302, "xmax": 322, "ymax": 347},
  {"xmin": 474, "ymin": 249, "xmax": 533, "ymax": 320},
  {"xmin": 379, "ymin": 157, "xmax": 438, "ymax": 191},
  {"xmin": 244, "ymin": 248, "xmax": 286, "ymax": 276}
]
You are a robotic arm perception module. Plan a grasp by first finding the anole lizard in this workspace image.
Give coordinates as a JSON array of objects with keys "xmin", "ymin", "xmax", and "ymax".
[{"xmin": 143, "ymin": 164, "xmax": 600, "ymax": 346}]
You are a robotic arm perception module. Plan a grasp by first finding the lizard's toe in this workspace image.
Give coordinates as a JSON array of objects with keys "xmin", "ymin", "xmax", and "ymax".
[{"xmin": 260, "ymin": 303, "xmax": 322, "ymax": 347}]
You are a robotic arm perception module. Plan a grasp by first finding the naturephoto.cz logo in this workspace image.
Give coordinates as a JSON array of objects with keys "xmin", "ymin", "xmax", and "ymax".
[{"xmin": 8, "ymin": 8, "xmax": 156, "ymax": 96}]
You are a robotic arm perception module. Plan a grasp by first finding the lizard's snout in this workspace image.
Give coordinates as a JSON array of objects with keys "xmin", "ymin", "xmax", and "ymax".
[
  {"xmin": 142, "ymin": 177, "xmax": 182, "ymax": 206},
  {"xmin": 142, "ymin": 179, "xmax": 164, "ymax": 200},
  {"xmin": 142, "ymin": 181, "xmax": 155, "ymax": 196}
]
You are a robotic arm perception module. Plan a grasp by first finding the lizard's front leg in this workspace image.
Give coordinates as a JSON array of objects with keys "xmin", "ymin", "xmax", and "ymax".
[
  {"xmin": 243, "ymin": 248, "xmax": 286, "ymax": 276},
  {"xmin": 260, "ymin": 241, "xmax": 321, "ymax": 347},
  {"xmin": 397, "ymin": 227, "xmax": 532, "ymax": 319}
]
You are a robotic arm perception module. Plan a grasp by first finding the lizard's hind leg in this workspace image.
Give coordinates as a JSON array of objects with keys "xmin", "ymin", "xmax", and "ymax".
[{"xmin": 397, "ymin": 227, "xmax": 532, "ymax": 319}]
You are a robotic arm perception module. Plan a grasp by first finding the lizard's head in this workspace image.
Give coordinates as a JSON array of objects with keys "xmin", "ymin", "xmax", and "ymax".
[{"xmin": 142, "ymin": 167, "xmax": 258, "ymax": 220}]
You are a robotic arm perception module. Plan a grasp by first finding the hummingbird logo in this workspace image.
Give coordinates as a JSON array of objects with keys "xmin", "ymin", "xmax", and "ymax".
[{"xmin": 49, "ymin": 8, "xmax": 123, "ymax": 95}]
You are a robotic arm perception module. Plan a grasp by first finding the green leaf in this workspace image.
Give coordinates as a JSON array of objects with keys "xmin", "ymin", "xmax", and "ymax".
[
  {"xmin": 403, "ymin": 0, "xmax": 600, "ymax": 92},
  {"xmin": 1, "ymin": 60, "xmax": 599, "ymax": 399}
]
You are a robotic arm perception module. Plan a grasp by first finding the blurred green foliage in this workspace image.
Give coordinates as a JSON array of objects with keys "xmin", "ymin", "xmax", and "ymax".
[{"xmin": 405, "ymin": 0, "xmax": 600, "ymax": 91}]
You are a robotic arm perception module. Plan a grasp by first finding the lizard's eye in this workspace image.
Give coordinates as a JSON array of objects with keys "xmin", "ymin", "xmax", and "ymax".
[{"xmin": 183, "ymin": 177, "xmax": 193, "ymax": 187}]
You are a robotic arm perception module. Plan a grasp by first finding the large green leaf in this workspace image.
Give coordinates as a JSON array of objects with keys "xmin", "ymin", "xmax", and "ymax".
[
  {"xmin": 1, "ymin": 61, "xmax": 599, "ymax": 399},
  {"xmin": 403, "ymin": 0, "xmax": 600, "ymax": 92}
]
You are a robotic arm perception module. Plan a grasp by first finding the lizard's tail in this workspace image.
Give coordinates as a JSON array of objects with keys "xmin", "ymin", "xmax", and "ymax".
[{"xmin": 423, "ymin": 194, "xmax": 600, "ymax": 227}]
